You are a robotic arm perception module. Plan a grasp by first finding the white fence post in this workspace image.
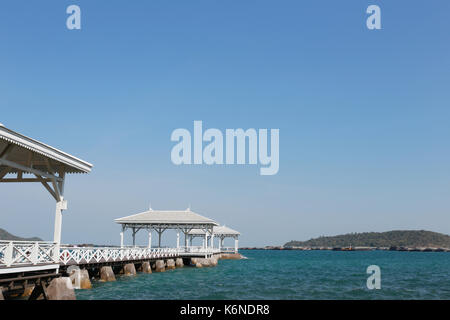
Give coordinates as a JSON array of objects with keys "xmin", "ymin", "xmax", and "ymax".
[
  {"xmin": 31, "ymin": 242, "xmax": 38, "ymax": 265},
  {"xmin": 5, "ymin": 242, "xmax": 13, "ymax": 267}
]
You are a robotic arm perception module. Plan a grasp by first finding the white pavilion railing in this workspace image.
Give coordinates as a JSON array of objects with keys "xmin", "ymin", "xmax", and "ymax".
[
  {"xmin": 0, "ymin": 241, "xmax": 221, "ymax": 269},
  {"xmin": 220, "ymin": 247, "xmax": 237, "ymax": 253}
]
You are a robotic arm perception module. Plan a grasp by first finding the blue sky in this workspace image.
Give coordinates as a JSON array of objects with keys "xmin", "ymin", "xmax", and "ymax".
[{"xmin": 1, "ymin": 1, "xmax": 449, "ymax": 246}]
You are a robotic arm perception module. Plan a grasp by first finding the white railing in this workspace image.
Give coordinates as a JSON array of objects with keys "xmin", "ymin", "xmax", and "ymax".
[
  {"xmin": 59, "ymin": 246, "xmax": 180, "ymax": 265},
  {"xmin": 178, "ymin": 246, "xmax": 221, "ymax": 256},
  {"xmin": 0, "ymin": 241, "xmax": 221, "ymax": 269},
  {"xmin": 221, "ymin": 247, "xmax": 237, "ymax": 253},
  {"xmin": 0, "ymin": 240, "xmax": 58, "ymax": 267}
]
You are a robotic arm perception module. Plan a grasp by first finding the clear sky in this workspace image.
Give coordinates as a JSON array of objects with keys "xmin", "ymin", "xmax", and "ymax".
[{"xmin": 1, "ymin": 1, "xmax": 449, "ymax": 247}]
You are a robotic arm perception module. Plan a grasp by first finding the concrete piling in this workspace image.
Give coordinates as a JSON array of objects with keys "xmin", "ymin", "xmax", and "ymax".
[
  {"xmin": 100, "ymin": 266, "xmax": 116, "ymax": 282},
  {"xmin": 175, "ymin": 258, "xmax": 184, "ymax": 268},
  {"xmin": 68, "ymin": 267, "xmax": 92, "ymax": 289},
  {"xmin": 140, "ymin": 261, "xmax": 152, "ymax": 273},
  {"xmin": 123, "ymin": 263, "xmax": 137, "ymax": 276},
  {"xmin": 166, "ymin": 259, "xmax": 176, "ymax": 270},
  {"xmin": 46, "ymin": 277, "xmax": 76, "ymax": 300},
  {"xmin": 155, "ymin": 260, "xmax": 165, "ymax": 272}
]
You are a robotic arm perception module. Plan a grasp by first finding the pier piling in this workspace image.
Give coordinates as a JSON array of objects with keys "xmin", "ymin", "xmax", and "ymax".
[
  {"xmin": 175, "ymin": 258, "xmax": 184, "ymax": 268},
  {"xmin": 166, "ymin": 259, "xmax": 176, "ymax": 270},
  {"xmin": 46, "ymin": 278, "xmax": 76, "ymax": 300},
  {"xmin": 155, "ymin": 260, "xmax": 165, "ymax": 272},
  {"xmin": 100, "ymin": 266, "xmax": 116, "ymax": 282},
  {"xmin": 123, "ymin": 263, "xmax": 137, "ymax": 276},
  {"xmin": 140, "ymin": 261, "xmax": 152, "ymax": 273}
]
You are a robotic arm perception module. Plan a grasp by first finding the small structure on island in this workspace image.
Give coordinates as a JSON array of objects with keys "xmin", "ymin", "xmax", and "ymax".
[
  {"xmin": 114, "ymin": 208, "xmax": 219, "ymax": 251},
  {"xmin": 188, "ymin": 225, "xmax": 240, "ymax": 253}
]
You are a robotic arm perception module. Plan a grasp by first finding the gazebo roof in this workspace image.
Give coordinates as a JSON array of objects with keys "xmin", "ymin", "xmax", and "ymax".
[
  {"xmin": 189, "ymin": 225, "xmax": 240, "ymax": 236},
  {"xmin": 115, "ymin": 209, "xmax": 219, "ymax": 227},
  {"xmin": 0, "ymin": 124, "xmax": 93, "ymax": 175}
]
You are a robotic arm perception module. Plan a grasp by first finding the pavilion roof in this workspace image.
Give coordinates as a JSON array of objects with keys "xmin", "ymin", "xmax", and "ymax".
[
  {"xmin": 0, "ymin": 124, "xmax": 93, "ymax": 175},
  {"xmin": 115, "ymin": 209, "xmax": 219, "ymax": 227},
  {"xmin": 189, "ymin": 225, "xmax": 240, "ymax": 236}
]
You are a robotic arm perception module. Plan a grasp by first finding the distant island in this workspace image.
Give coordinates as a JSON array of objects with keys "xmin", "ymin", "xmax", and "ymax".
[
  {"xmin": 241, "ymin": 230, "xmax": 450, "ymax": 252},
  {"xmin": 0, "ymin": 228, "xmax": 42, "ymax": 241},
  {"xmin": 284, "ymin": 230, "xmax": 450, "ymax": 248}
]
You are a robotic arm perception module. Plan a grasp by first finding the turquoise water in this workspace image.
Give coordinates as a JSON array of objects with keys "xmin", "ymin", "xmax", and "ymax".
[{"xmin": 76, "ymin": 250, "xmax": 450, "ymax": 300}]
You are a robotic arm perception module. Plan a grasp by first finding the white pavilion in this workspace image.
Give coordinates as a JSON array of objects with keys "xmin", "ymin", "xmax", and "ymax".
[{"xmin": 188, "ymin": 225, "xmax": 240, "ymax": 253}]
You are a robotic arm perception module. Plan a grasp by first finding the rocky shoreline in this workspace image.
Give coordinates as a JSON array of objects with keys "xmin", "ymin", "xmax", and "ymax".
[{"xmin": 241, "ymin": 246, "xmax": 450, "ymax": 252}]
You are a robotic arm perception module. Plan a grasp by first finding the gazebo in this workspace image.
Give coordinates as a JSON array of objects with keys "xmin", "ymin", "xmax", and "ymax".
[
  {"xmin": 114, "ymin": 208, "xmax": 219, "ymax": 250},
  {"xmin": 188, "ymin": 225, "xmax": 240, "ymax": 253},
  {"xmin": 0, "ymin": 124, "xmax": 92, "ymax": 248}
]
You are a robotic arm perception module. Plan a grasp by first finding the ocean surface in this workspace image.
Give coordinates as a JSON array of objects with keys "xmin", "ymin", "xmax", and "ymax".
[{"xmin": 76, "ymin": 250, "xmax": 450, "ymax": 300}]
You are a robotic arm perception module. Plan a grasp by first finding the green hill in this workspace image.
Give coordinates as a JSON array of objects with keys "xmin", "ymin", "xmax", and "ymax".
[
  {"xmin": 284, "ymin": 230, "xmax": 450, "ymax": 248},
  {"xmin": 0, "ymin": 228, "xmax": 43, "ymax": 241}
]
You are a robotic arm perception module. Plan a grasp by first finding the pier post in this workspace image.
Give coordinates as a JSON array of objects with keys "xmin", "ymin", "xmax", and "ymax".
[
  {"xmin": 234, "ymin": 238, "xmax": 239, "ymax": 253},
  {"xmin": 46, "ymin": 277, "xmax": 76, "ymax": 300},
  {"xmin": 148, "ymin": 231, "xmax": 152, "ymax": 248},
  {"xmin": 211, "ymin": 233, "xmax": 215, "ymax": 249},
  {"xmin": 100, "ymin": 266, "xmax": 116, "ymax": 282},
  {"xmin": 123, "ymin": 263, "xmax": 137, "ymax": 276},
  {"xmin": 132, "ymin": 227, "xmax": 136, "ymax": 247},
  {"xmin": 120, "ymin": 231, "xmax": 124, "ymax": 248},
  {"xmin": 177, "ymin": 232, "xmax": 180, "ymax": 249}
]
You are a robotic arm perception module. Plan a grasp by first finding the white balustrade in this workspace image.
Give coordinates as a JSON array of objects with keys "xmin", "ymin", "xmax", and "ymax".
[{"xmin": 0, "ymin": 241, "xmax": 220, "ymax": 269}]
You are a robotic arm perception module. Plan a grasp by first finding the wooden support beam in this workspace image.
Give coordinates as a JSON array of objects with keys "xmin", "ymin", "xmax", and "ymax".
[
  {"xmin": 34, "ymin": 174, "xmax": 58, "ymax": 201},
  {"xmin": 0, "ymin": 178, "xmax": 53, "ymax": 183},
  {"xmin": 0, "ymin": 158, "xmax": 62, "ymax": 182},
  {"xmin": 0, "ymin": 143, "xmax": 14, "ymax": 158}
]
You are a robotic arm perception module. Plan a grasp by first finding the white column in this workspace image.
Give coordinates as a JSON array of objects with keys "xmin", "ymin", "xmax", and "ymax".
[
  {"xmin": 219, "ymin": 238, "xmax": 223, "ymax": 251},
  {"xmin": 148, "ymin": 231, "xmax": 152, "ymax": 248},
  {"xmin": 53, "ymin": 198, "xmax": 67, "ymax": 262},
  {"xmin": 204, "ymin": 233, "xmax": 208, "ymax": 249},
  {"xmin": 53, "ymin": 203, "xmax": 63, "ymax": 244},
  {"xmin": 120, "ymin": 231, "xmax": 124, "ymax": 248},
  {"xmin": 177, "ymin": 232, "xmax": 180, "ymax": 249},
  {"xmin": 235, "ymin": 238, "xmax": 239, "ymax": 253},
  {"xmin": 211, "ymin": 233, "xmax": 215, "ymax": 249}
]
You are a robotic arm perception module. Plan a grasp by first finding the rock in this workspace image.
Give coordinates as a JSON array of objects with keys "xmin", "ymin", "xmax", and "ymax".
[
  {"xmin": 166, "ymin": 259, "xmax": 176, "ymax": 270},
  {"xmin": 123, "ymin": 263, "xmax": 137, "ymax": 276},
  {"xmin": 175, "ymin": 258, "xmax": 184, "ymax": 268},
  {"xmin": 140, "ymin": 261, "xmax": 152, "ymax": 273},
  {"xmin": 46, "ymin": 277, "xmax": 76, "ymax": 300},
  {"xmin": 220, "ymin": 253, "xmax": 243, "ymax": 260},
  {"xmin": 195, "ymin": 262, "xmax": 203, "ymax": 268},
  {"xmin": 100, "ymin": 266, "xmax": 116, "ymax": 282},
  {"xmin": 210, "ymin": 257, "xmax": 218, "ymax": 266},
  {"xmin": 155, "ymin": 260, "xmax": 165, "ymax": 272}
]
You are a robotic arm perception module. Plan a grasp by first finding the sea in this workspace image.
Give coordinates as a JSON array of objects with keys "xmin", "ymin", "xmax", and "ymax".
[{"xmin": 76, "ymin": 250, "xmax": 450, "ymax": 300}]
